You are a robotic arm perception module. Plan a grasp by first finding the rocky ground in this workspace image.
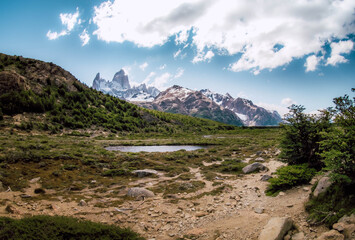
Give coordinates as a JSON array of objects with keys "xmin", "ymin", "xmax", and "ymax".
[{"xmin": 0, "ymin": 155, "xmax": 338, "ymax": 240}]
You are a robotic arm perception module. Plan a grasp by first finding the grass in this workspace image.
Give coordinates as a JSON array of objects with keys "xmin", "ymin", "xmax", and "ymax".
[{"xmin": 0, "ymin": 215, "xmax": 144, "ymax": 240}]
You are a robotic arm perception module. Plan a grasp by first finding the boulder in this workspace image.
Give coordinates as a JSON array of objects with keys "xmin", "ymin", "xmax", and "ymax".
[
  {"xmin": 132, "ymin": 169, "xmax": 158, "ymax": 178},
  {"xmin": 316, "ymin": 230, "xmax": 344, "ymax": 240},
  {"xmin": 313, "ymin": 176, "xmax": 332, "ymax": 197},
  {"xmin": 127, "ymin": 187, "xmax": 154, "ymax": 199},
  {"xmin": 261, "ymin": 175, "xmax": 272, "ymax": 181},
  {"xmin": 78, "ymin": 199, "xmax": 87, "ymax": 206},
  {"xmin": 334, "ymin": 215, "xmax": 355, "ymax": 240},
  {"xmin": 338, "ymin": 214, "xmax": 355, "ymax": 225},
  {"xmin": 243, "ymin": 162, "xmax": 267, "ymax": 174},
  {"xmin": 259, "ymin": 217, "xmax": 293, "ymax": 240}
]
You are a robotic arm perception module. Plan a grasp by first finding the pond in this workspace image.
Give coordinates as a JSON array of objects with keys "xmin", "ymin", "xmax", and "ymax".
[{"xmin": 105, "ymin": 145, "xmax": 207, "ymax": 153}]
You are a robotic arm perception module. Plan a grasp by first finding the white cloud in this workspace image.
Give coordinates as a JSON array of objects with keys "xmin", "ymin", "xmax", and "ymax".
[
  {"xmin": 151, "ymin": 73, "xmax": 172, "ymax": 90},
  {"xmin": 60, "ymin": 8, "xmax": 80, "ymax": 31},
  {"xmin": 174, "ymin": 68, "xmax": 184, "ymax": 78},
  {"xmin": 305, "ymin": 55, "xmax": 319, "ymax": 72},
  {"xmin": 139, "ymin": 62, "xmax": 149, "ymax": 71},
  {"xmin": 142, "ymin": 72, "xmax": 156, "ymax": 85},
  {"xmin": 46, "ymin": 30, "xmax": 67, "ymax": 40},
  {"xmin": 281, "ymin": 98, "xmax": 296, "ymax": 106},
  {"xmin": 326, "ymin": 40, "xmax": 354, "ymax": 66},
  {"xmin": 159, "ymin": 64, "xmax": 167, "ymax": 70},
  {"xmin": 192, "ymin": 50, "xmax": 214, "ymax": 63},
  {"xmin": 79, "ymin": 29, "xmax": 90, "ymax": 46},
  {"xmin": 173, "ymin": 49, "xmax": 182, "ymax": 59},
  {"xmin": 257, "ymin": 102, "xmax": 288, "ymax": 117},
  {"xmin": 92, "ymin": 0, "xmax": 355, "ymax": 73},
  {"xmin": 47, "ymin": 8, "xmax": 81, "ymax": 41}
]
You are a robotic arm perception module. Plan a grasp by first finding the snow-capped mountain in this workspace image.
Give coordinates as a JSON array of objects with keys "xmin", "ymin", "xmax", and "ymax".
[
  {"xmin": 92, "ymin": 70, "xmax": 281, "ymax": 126},
  {"xmin": 139, "ymin": 85, "xmax": 244, "ymax": 126},
  {"xmin": 92, "ymin": 70, "xmax": 160, "ymax": 101},
  {"xmin": 200, "ymin": 89, "xmax": 282, "ymax": 126}
]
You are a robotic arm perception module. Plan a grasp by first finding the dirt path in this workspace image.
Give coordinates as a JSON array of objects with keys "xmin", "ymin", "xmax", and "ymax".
[{"xmin": 0, "ymin": 159, "xmax": 328, "ymax": 240}]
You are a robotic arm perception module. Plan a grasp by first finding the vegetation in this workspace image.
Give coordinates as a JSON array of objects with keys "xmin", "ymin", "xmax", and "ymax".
[
  {"xmin": 0, "ymin": 215, "xmax": 144, "ymax": 240},
  {"xmin": 266, "ymin": 164, "xmax": 316, "ymax": 196},
  {"xmin": 276, "ymin": 89, "xmax": 354, "ymax": 224},
  {"xmin": 279, "ymin": 105, "xmax": 331, "ymax": 169},
  {"xmin": 0, "ymin": 53, "xmax": 233, "ymax": 134}
]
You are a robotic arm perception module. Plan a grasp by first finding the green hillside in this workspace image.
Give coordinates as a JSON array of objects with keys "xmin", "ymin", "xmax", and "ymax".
[{"xmin": 0, "ymin": 53, "xmax": 234, "ymax": 133}]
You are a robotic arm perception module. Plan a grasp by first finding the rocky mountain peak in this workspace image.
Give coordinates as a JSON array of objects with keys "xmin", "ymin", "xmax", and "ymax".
[{"xmin": 112, "ymin": 69, "xmax": 130, "ymax": 90}]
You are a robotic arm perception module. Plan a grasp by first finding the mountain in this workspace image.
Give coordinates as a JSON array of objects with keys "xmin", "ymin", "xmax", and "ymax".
[
  {"xmin": 0, "ymin": 53, "xmax": 232, "ymax": 133},
  {"xmin": 92, "ymin": 70, "xmax": 160, "ymax": 101},
  {"xmin": 200, "ymin": 89, "xmax": 282, "ymax": 126},
  {"xmin": 139, "ymin": 85, "xmax": 244, "ymax": 126}
]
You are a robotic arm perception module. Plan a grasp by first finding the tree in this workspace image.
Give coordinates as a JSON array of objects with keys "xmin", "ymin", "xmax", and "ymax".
[
  {"xmin": 279, "ymin": 104, "xmax": 331, "ymax": 169},
  {"xmin": 320, "ymin": 90, "xmax": 355, "ymax": 183}
]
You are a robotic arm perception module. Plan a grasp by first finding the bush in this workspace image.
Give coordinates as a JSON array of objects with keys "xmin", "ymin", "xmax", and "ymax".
[
  {"xmin": 0, "ymin": 215, "xmax": 144, "ymax": 240},
  {"xmin": 320, "ymin": 92, "xmax": 355, "ymax": 183},
  {"xmin": 279, "ymin": 105, "xmax": 331, "ymax": 169},
  {"xmin": 306, "ymin": 183, "xmax": 355, "ymax": 227},
  {"xmin": 266, "ymin": 164, "xmax": 316, "ymax": 196},
  {"xmin": 102, "ymin": 169, "xmax": 130, "ymax": 177}
]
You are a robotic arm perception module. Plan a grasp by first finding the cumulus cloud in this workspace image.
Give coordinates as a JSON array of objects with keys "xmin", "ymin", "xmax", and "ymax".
[
  {"xmin": 305, "ymin": 55, "xmax": 319, "ymax": 72},
  {"xmin": 192, "ymin": 50, "xmax": 214, "ymax": 63},
  {"xmin": 326, "ymin": 40, "xmax": 354, "ymax": 66},
  {"xmin": 92, "ymin": 0, "xmax": 355, "ymax": 73},
  {"xmin": 139, "ymin": 62, "xmax": 149, "ymax": 71},
  {"xmin": 60, "ymin": 8, "xmax": 80, "ymax": 32},
  {"xmin": 47, "ymin": 8, "xmax": 81, "ymax": 41},
  {"xmin": 79, "ymin": 29, "xmax": 90, "ymax": 46}
]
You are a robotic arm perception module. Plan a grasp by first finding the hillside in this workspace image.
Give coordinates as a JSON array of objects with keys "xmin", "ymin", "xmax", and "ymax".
[{"xmin": 0, "ymin": 53, "xmax": 234, "ymax": 133}]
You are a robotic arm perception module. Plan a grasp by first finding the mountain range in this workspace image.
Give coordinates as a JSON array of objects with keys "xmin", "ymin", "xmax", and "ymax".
[{"xmin": 92, "ymin": 70, "xmax": 282, "ymax": 126}]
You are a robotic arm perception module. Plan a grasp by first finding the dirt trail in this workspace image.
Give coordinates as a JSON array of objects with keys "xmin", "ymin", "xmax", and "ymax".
[{"xmin": 0, "ymin": 159, "xmax": 328, "ymax": 240}]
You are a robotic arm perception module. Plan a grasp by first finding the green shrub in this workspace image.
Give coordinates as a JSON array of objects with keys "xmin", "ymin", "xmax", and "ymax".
[
  {"xmin": 306, "ymin": 183, "xmax": 355, "ymax": 227},
  {"xmin": 279, "ymin": 105, "xmax": 331, "ymax": 169},
  {"xmin": 266, "ymin": 164, "xmax": 316, "ymax": 196},
  {"xmin": 102, "ymin": 169, "xmax": 130, "ymax": 177},
  {"xmin": 320, "ymin": 92, "xmax": 355, "ymax": 184},
  {"xmin": 0, "ymin": 215, "xmax": 144, "ymax": 240}
]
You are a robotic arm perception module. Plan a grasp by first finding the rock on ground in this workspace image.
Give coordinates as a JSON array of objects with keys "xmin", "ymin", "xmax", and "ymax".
[
  {"xmin": 243, "ymin": 162, "xmax": 267, "ymax": 174},
  {"xmin": 127, "ymin": 187, "xmax": 155, "ymax": 198},
  {"xmin": 316, "ymin": 230, "xmax": 344, "ymax": 240},
  {"xmin": 260, "ymin": 175, "xmax": 272, "ymax": 181},
  {"xmin": 259, "ymin": 217, "xmax": 293, "ymax": 240},
  {"xmin": 313, "ymin": 176, "xmax": 332, "ymax": 197},
  {"xmin": 132, "ymin": 169, "xmax": 158, "ymax": 178}
]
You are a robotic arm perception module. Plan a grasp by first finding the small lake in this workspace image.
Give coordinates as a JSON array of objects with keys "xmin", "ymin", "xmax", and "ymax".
[{"xmin": 105, "ymin": 145, "xmax": 207, "ymax": 153}]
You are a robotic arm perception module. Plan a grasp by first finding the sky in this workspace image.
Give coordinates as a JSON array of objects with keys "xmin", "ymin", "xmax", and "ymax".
[{"xmin": 0, "ymin": 0, "xmax": 354, "ymax": 116}]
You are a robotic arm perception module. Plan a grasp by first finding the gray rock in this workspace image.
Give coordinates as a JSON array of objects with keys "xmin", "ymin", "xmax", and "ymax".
[
  {"xmin": 78, "ymin": 199, "xmax": 87, "ymax": 206},
  {"xmin": 316, "ymin": 230, "xmax": 344, "ymax": 240},
  {"xmin": 261, "ymin": 175, "xmax": 272, "ymax": 181},
  {"xmin": 255, "ymin": 157, "xmax": 265, "ymax": 162},
  {"xmin": 259, "ymin": 217, "xmax": 293, "ymax": 240},
  {"xmin": 313, "ymin": 176, "xmax": 332, "ymax": 197},
  {"xmin": 254, "ymin": 207, "xmax": 264, "ymax": 214},
  {"xmin": 243, "ymin": 162, "xmax": 267, "ymax": 174},
  {"xmin": 132, "ymin": 169, "xmax": 158, "ymax": 178},
  {"xmin": 127, "ymin": 187, "xmax": 154, "ymax": 199}
]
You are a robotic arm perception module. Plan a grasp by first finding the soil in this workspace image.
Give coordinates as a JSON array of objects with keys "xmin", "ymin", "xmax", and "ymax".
[{"xmin": 0, "ymin": 158, "xmax": 329, "ymax": 240}]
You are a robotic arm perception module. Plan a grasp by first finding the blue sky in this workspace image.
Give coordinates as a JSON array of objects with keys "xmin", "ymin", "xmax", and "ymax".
[{"xmin": 1, "ymin": 0, "xmax": 354, "ymax": 115}]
